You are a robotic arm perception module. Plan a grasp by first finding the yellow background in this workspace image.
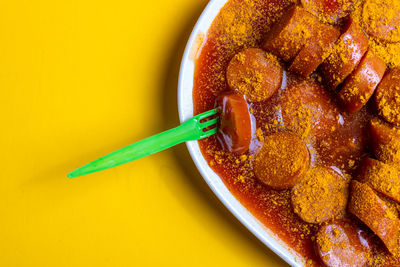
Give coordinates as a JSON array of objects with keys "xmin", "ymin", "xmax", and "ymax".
[{"xmin": 0, "ymin": 0, "xmax": 286, "ymax": 266}]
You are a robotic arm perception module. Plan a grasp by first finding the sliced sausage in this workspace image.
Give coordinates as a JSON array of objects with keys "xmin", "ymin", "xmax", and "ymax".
[
  {"xmin": 315, "ymin": 220, "xmax": 372, "ymax": 267},
  {"xmin": 253, "ymin": 131, "xmax": 310, "ymax": 189},
  {"xmin": 338, "ymin": 50, "xmax": 387, "ymax": 113},
  {"xmin": 289, "ymin": 23, "xmax": 340, "ymax": 77},
  {"xmin": 358, "ymin": 157, "xmax": 400, "ymax": 203},
  {"xmin": 370, "ymin": 118, "xmax": 400, "ymax": 164},
  {"xmin": 280, "ymin": 79, "xmax": 340, "ymax": 140},
  {"xmin": 291, "ymin": 167, "xmax": 349, "ymax": 224},
  {"xmin": 349, "ymin": 180, "xmax": 400, "ymax": 254},
  {"xmin": 320, "ymin": 17, "xmax": 369, "ymax": 91},
  {"xmin": 216, "ymin": 93, "xmax": 252, "ymax": 154},
  {"xmin": 375, "ymin": 67, "xmax": 400, "ymax": 126},
  {"xmin": 262, "ymin": 6, "xmax": 320, "ymax": 62},
  {"xmin": 362, "ymin": 0, "xmax": 400, "ymax": 43},
  {"xmin": 226, "ymin": 48, "xmax": 283, "ymax": 102},
  {"xmin": 301, "ymin": 0, "xmax": 357, "ymax": 24}
]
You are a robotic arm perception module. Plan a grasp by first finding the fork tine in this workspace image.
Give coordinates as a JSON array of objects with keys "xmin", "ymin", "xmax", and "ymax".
[
  {"xmin": 195, "ymin": 108, "xmax": 218, "ymax": 120},
  {"xmin": 200, "ymin": 127, "xmax": 218, "ymax": 138},
  {"xmin": 201, "ymin": 118, "xmax": 219, "ymax": 129}
]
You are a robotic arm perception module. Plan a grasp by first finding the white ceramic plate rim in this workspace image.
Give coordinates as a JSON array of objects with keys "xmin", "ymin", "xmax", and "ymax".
[{"xmin": 178, "ymin": 1, "xmax": 304, "ymax": 266}]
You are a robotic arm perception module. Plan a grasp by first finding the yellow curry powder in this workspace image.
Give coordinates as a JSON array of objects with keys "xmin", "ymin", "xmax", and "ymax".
[
  {"xmin": 359, "ymin": 158, "xmax": 400, "ymax": 203},
  {"xmin": 371, "ymin": 119, "xmax": 400, "ymax": 164},
  {"xmin": 291, "ymin": 167, "xmax": 348, "ymax": 224},
  {"xmin": 360, "ymin": 0, "xmax": 400, "ymax": 67}
]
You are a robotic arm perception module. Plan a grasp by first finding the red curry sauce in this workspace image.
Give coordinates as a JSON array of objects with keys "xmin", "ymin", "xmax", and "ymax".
[{"xmin": 192, "ymin": 0, "xmax": 400, "ymax": 265}]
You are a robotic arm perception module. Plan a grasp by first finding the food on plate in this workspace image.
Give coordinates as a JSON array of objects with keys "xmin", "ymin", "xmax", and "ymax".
[
  {"xmin": 279, "ymin": 79, "xmax": 340, "ymax": 139},
  {"xmin": 370, "ymin": 118, "xmax": 400, "ymax": 164},
  {"xmin": 337, "ymin": 49, "xmax": 386, "ymax": 113},
  {"xmin": 253, "ymin": 131, "xmax": 310, "ymax": 189},
  {"xmin": 301, "ymin": 0, "xmax": 357, "ymax": 24},
  {"xmin": 194, "ymin": 0, "xmax": 400, "ymax": 263},
  {"xmin": 262, "ymin": 6, "xmax": 319, "ymax": 62},
  {"xmin": 320, "ymin": 17, "xmax": 369, "ymax": 90},
  {"xmin": 289, "ymin": 22, "xmax": 340, "ymax": 77},
  {"xmin": 226, "ymin": 48, "xmax": 283, "ymax": 102},
  {"xmin": 315, "ymin": 220, "xmax": 372, "ymax": 266},
  {"xmin": 375, "ymin": 67, "xmax": 400, "ymax": 126},
  {"xmin": 362, "ymin": 0, "xmax": 400, "ymax": 43},
  {"xmin": 349, "ymin": 181, "xmax": 400, "ymax": 254},
  {"xmin": 216, "ymin": 93, "xmax": 251, "ymax": 154},
  {"xmin": 291, "ymin": 167, "xmax": 348, "ymax": 224},
  {"xmin": 358, "ymin": 157, "xmax": 400, "ymax": 203}
]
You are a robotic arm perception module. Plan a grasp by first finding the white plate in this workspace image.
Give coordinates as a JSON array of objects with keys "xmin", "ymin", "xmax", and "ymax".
[{"xmin": 178, "ymin": 1, "xmax": 304, "ymax": 266}]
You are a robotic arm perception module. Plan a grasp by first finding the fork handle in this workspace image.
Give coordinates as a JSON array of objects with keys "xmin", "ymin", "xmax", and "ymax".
[{"xmin": 68, "ymin": 121, "xmax": 195, "ymax": 178}]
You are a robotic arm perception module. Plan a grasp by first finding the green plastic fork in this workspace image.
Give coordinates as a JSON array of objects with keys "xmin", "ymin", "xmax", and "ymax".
[{"xmin": 67, "ymin": 108, "xmax": 219, "ymax": 178}]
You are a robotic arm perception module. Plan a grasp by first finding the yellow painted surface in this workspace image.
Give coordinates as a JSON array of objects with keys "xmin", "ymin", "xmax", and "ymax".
[{"xmin": 0, "ymin": 0, "xmax": 287, "ymax": 266}]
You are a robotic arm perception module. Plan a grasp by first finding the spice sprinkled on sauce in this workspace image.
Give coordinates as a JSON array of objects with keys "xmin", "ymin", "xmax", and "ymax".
[{"xmin": 193, "ymin": 0, "xmax": 400, "ymax": 264}]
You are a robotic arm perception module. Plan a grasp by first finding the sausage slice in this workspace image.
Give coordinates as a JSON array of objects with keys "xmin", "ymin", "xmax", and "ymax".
[
  {"xmin": 289, "ymin": 23, "xmax": 340, "ymax": 77},
  {"xmin": 291, "ymin": 167, "xmax": 349, "ymax": 224},
  {"xmin": 226, "ymin": 48, "xmax": 283, "ymax": 102},
  {"xmin": 362, "ymin": 0, "xmax": 400, "ymax": 43},
  {"xmin": 315, "ymin": 220, "xmax": 372, "ymax": 267},
  {"xmin": 262, "ymin": 6, "xmax": 320, "ymax": 62},
  {"xmin": 375, "ymin": 67, "xmax": 400, "ymax": 126},
  {"xmin": 370, "ymin": 118, "xmax": 400, "ymax": 164},
  {"xmin": 253, "ymin": 131, "xmax": 310, "ymax": 189},
  {"xmin": 358, "ymin": 158, "xmax": 400, "ymax": 203},
  {"xmin": 349, "ymin": 180, "xmax": 400, "ymax": 254},
  {"xmin": 301, "ymin": 0, "xmax": 357, "ymax": 24},
  {"xmin": 320, "ymin": 17, "xmax": 369, "ymax": 90},
  {"xmin": 216, "ymin": 93, "xmax": 252, "ymax": 154},
  {"xmin": 338, "ymin": 50, "xmax": 386, "ymax": 113}
]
